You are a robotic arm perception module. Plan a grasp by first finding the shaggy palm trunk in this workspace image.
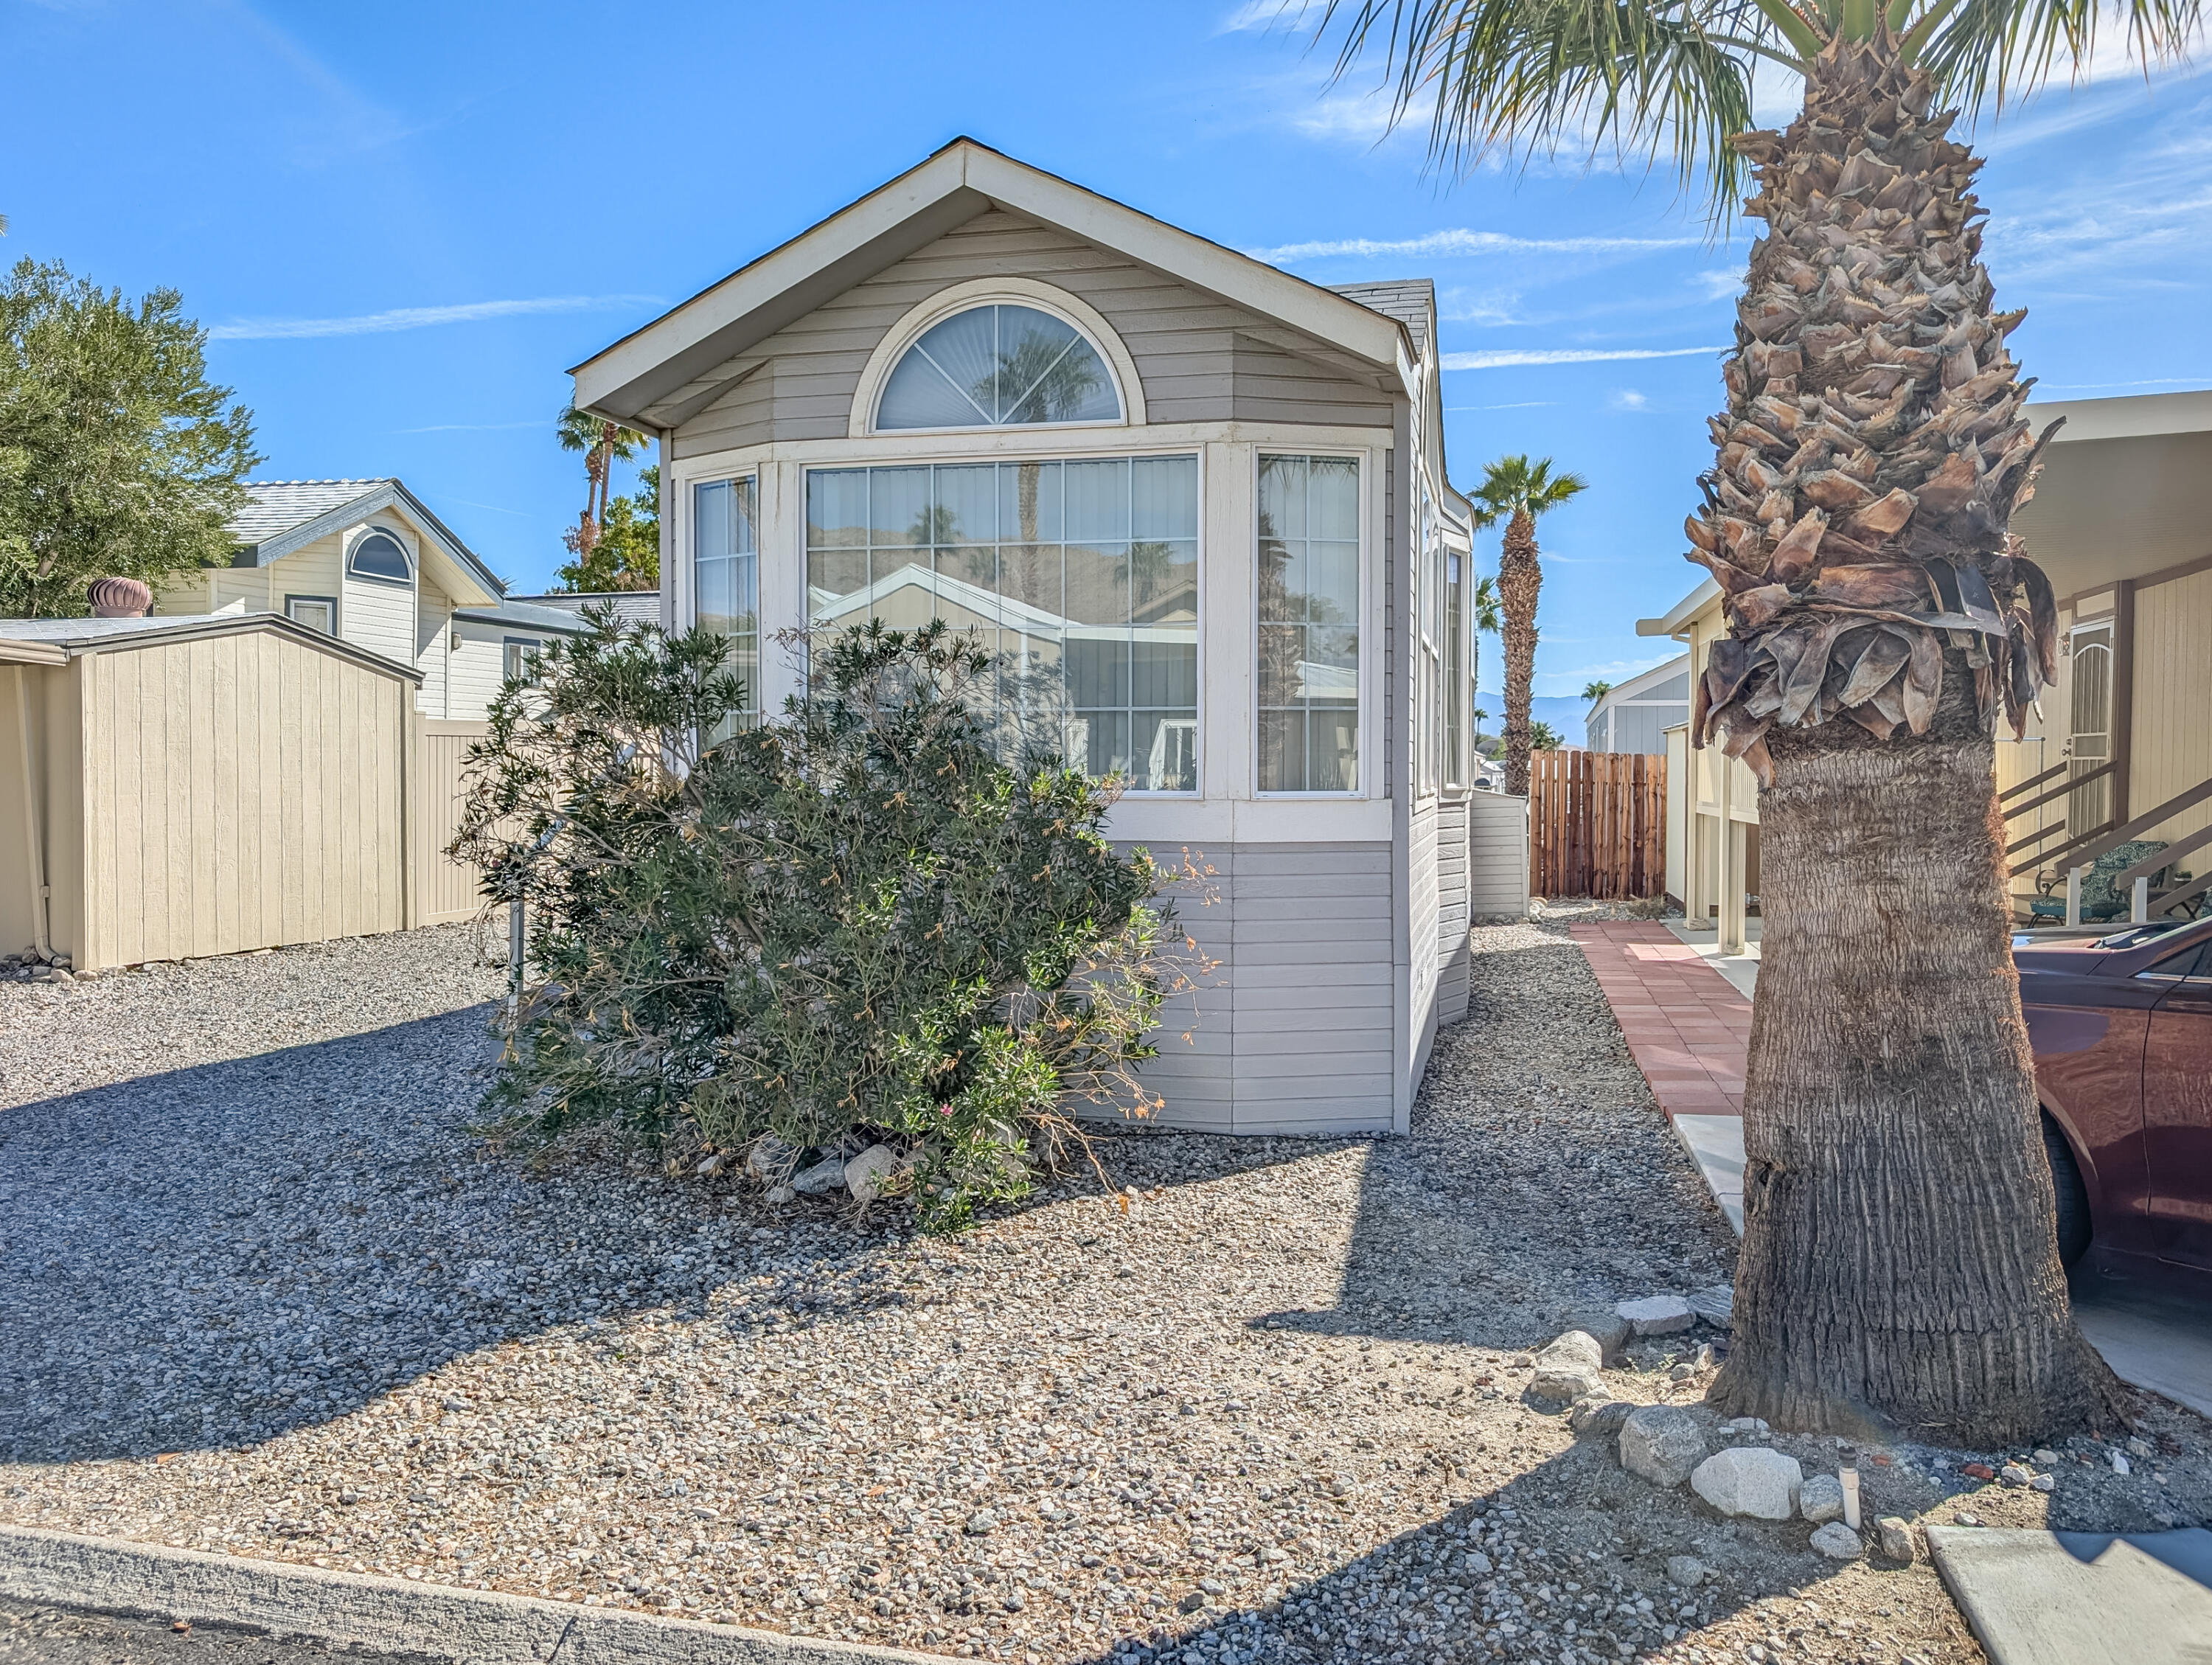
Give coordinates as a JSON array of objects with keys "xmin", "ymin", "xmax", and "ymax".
[
  {"xmin": 1498, "ymin": 508, "xmax": 1540, "ymax": 798},
  {"xmin": 1691, "ymin": 33, "xmax": 2122, "ymax": 1441}
]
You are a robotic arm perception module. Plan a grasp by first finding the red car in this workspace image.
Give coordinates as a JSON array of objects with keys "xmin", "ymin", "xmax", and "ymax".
[{"xmin": 2020, "ymin": 916, "xmax": 2212, "ymax": 1279}]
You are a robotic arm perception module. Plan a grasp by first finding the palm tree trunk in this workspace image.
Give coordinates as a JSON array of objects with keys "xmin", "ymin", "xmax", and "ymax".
[
  {"xmin": 1697, "ymin": 35, "xmax": 2121, "ymax": 1441},
  {"xmin": 1717, "ymin": 663, "xmax": 2118, "ymax": 1440},
  {"xmin": 1497, "ymin": 508, "xmax": 1540, "ymax": 798}
]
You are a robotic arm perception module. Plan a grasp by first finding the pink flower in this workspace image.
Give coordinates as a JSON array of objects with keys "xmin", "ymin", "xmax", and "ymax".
[{"xmin": 938, "ymin": 1102, "xmax": 953, "ymax": 1116}]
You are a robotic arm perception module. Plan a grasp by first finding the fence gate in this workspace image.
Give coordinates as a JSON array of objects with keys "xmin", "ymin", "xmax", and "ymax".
[{"xmin": 1528, "ymin": 748, "xmax": 1667, "ymax": 900}]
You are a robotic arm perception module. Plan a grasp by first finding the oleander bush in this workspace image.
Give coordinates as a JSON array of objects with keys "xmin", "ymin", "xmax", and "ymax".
[{"xmin": 453, "ymin": 613, "xmax": 1180, "ymax": 1228}]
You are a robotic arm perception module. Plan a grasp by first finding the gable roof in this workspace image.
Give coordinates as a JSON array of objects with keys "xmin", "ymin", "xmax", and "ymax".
[
  {"xmin": 229, "ymin": 479, "xmax": 507, "ymax": 605},
  {"xmin": 571, "ymin": 138, "xmax": 1419, "ymax": 428},
  {"xmin": 1329, "ymin": 280, "xmax": 1433, "ymax": 359}
]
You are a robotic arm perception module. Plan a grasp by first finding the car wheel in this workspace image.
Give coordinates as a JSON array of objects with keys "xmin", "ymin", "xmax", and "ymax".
[{"xmin": 2042, "ymin": 1113, "xmax": 2093, "ymax": 1268}]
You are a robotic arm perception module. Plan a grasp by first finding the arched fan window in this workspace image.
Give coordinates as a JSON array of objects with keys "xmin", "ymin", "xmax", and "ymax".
[
  {"xmin": 348, "ymin": 529, "xmax": 412, "ymax": 584},
  {"xmin": 875, "ymin": 304, "xmax": 1121, "ymax": 431}
]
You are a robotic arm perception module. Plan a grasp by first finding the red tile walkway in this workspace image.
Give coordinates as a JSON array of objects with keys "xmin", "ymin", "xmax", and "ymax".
[{"xmin": 1569, "ymin": 922, "xmax": 1751, "ymax": 1119}]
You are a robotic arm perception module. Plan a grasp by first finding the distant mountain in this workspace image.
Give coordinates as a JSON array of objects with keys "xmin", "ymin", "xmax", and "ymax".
[{"xmin": 1474, "ymin": 692, "xmax": 1595, "ymax": 746}]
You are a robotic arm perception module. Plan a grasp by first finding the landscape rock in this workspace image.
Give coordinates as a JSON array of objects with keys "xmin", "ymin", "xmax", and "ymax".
[
  {"xmin": 2031, "ymin": 1473, "xmax": 2056, "ymax": 1492},
  {"xmin": 1619, "ymin": 1405, "xmax": 1707, "ymax": 1488},
  {"xmin": 790, "ymin": 1155, "xmax": 847, "ymax": 1196},
  {"xmin": 1665, "ymin": 1555, "xmax": 1707, "ymax": 1589},
  {"xmin": 1686, "ymin": 1284, "xmax": 1734, "ymax": 1327},
  {"xmin": 1875, "ymin": 1518, "xmax": 1916, "ymax": 1563},
  {"xmin": 1570, "ymin": 1397, "xmax": 1635, "ymax": 1440},
  {"xmin": 1691, "ymin": 1447, "xmax": 1804, "ymax": 1520},
  {"xmin": 746, "ymin": 1135, "xmax": 797, "ymax": 1179},
  {"xmin": 1720, "ymin": 1417, "xmax": 1770, "ymax": 1436},
  {"xmin": 1528, "ymin": 1331, "xmax": 1605, "ymax": 1403},
  {"xmin": 1999, "ymin": 1463, "xmax": 2031, "ymax": 1487},
  {"xmin": 1561, "ymin": 1307, "xmax": 1632, "ymax": 1359},
  {"xmin": 964, "ymin": 1510, "xmax": 996, "ymax": 1536},
  {"xmin": 1799, "ymin": 1473, "xmax": 1846, "ymax": 1523},
  {"xmin": 843, "ymin": 1143, "xmax": 901, "ymax": 1204},
  {"xmin": 1617, "ymin": 1293, "xmax": 1696, "ymax": 1336},
  {"xmin": 1810, "ymin": 1522, "xmax": 1863, "ymax": 1560}
]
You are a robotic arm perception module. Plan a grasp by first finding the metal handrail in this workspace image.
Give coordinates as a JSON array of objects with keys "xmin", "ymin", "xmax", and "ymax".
[
  {"xmin": 2114, "ymin": 818, "xmax": 2212, "ymax": 887},
  {"xmin": 2000, "ymin": 759, "xmax": 2073, "ymax": 805},
  {"xmin": 2061, "ymin": 774, "xmax": 2212, "ymax": 877},
  {"xmin": 2002, "ymin": 759, "xmax": 2116, "ymax": 825},
  {"xmin": 2031, "ymin": 818, "xmax": 2118, "ymax": 874},
  {"xmin": 2005, "ymin": 818, "xmax": 2070, "ymax": 858}
]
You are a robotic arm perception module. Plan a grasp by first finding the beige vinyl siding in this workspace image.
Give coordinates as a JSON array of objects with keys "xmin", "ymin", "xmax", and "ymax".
[
  {"xmin": 1404, "ymin": 795, "xmax": 1441, "ymax": 1103},
  {"xmin": 2130, "ymin": 563, "xmax": 2212, "ymax": 847},
  {"xmin": 69, "ymin": 630, "xmax": 410, "ymax": 968},
  {"xmin": 274, "ymin": 533, "xmax": 346, "ymax": 624},
  {"xmin": 673, "ymin": 209, "xmax": 1394, "ymax": 457},
  {"xmin": 1435, "ymin": 796, "xmax": 1470, "ymax": 1024},
  {"xmin": 445, "ymin": 621, "xmax": 514, "ymax": 720},
  {"xmin": 341, "ymin": 549, "xmax": 417, "ymax": 666}
]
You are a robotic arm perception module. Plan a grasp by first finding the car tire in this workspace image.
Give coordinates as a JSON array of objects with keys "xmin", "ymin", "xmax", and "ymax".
[{"xmin": 2042, "ymin": 1113, "xmax": 2093, "ymax": 1268}]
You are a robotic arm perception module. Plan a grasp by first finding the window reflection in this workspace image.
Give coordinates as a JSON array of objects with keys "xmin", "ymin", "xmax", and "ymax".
[
  {"xmin": 804, "ymin": 457, "xmax": 1197, "ymax": 790},
  {"xmin": 876, "ymin": 305, "xmax": 1121, "ymax": 431},
  {"xmin": 1258, "ymin": 454, "xmax": 1360, "ymax": 793},
  {"xmin": 694, "ymin": 476, "xmax": 759, "ymax": 737}
]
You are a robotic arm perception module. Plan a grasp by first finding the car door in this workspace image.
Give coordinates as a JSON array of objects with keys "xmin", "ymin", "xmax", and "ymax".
[{"xmin": 2143, "ymin": 938, "xmax": 2212, "ymax": 1270}]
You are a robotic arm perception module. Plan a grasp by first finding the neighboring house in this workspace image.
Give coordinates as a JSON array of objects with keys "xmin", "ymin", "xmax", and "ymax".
[
  {"xmin": 507, "ymin": 590, "xmax": 667, "ymax": 629},
  {"xmin": 1641, "ymin": 386, "xmax": 2212, "ymax": 936},
  {"xmin": 567, "ymin": 138, "xmax": 1493, "ymax": 1136},
  {"xmin": 154, "ymin": 478, "xmax": 588, "ymax": 719},
  {"xmin": 1583, "ymin": 655, "xmax": 1689, "ymax": 754}
]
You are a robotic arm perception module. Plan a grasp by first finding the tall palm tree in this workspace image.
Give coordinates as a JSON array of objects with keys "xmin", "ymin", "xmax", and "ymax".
[
  {"xmin": 1470, "ymin": 456, "xmax": 1586, "ymax": 797},
  {"xmin": 1319, "ymin": 0, "xmax": 2199, "ymax": 1443},
  {"xmin": 557, "ymin": 404, "xmax": 649, "ymax": 558},
  {"xmin": 1470, "ymin": 571, "xmax": 1501, "ymax": 708}
]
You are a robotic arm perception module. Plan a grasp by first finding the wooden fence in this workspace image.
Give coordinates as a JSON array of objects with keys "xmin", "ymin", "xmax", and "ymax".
[{"xmin": 1529, "ymin": 748, "xmax": 1667, "ymax": 900}]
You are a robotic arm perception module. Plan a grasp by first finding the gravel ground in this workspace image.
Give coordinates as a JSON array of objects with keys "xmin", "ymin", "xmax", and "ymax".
[
  {"xmin": 4, "ymin": 921, "xmax": 2206, "ymax": 1665},
  {"xmin": 0, "ymin": 1599, "xmax": 434, "ymax": 1664}
]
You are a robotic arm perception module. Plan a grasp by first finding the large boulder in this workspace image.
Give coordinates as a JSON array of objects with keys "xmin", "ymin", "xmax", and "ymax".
[
  {"xmin": 1691, "ymin": 1447, "xmax": 1804, "ymax": 1520},
  {"xmin": 1562, "ymin": 1308, "xmax": 1634, "ymax": 1360},
  {"xmin": 1528, "ymin": 1332, "xmax": 1605, "ymax": 1404},
  {"xmin": 791, "ymin": 1155, "xmax": 848, "ymax": 1196},
  {"xmin": 1619, "ymin": 1405, "xmax": 1707, "ymax": 1487},
  {"xmin": 1571, "ymin": 1397, "xmax": 1636, "ymax": 1441},
  {"xmin": 844, "ymin": 1144, "xmax": 902, "ymax": 1204}
]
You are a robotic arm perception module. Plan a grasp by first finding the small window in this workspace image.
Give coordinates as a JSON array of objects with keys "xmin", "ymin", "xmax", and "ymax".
[
  {"xmin": 286, "ymin": 596, "xmax": 335, "ymax": 635},
  {"xmin": 876, "ymin": 304, "xmax": 1120, "ymax": 431},
  {"xmin": 503, "ymin": 638, "xmax": 541, "ymax": 684},
  {"xmin": 349, "ymin": 529, "xmax": 411, "ymax": 584},
  {"xmin": 1258, "ymin": 454, "xmax": 1360, "ymax": 793}
]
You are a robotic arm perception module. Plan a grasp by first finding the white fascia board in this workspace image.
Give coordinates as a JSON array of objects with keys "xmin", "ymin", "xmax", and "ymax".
[
  {"xmin": 1635, "ymin": 577, "xmax": 1721, "ymax": 637},
  {"xmin": 571, "ymin": 141, "xmax": 1412, "ymax": 423},
  {"xmin": 2026, "ymin": 388, "xmax": 2212, "ymax": 445},
  {"xmin": 1596, "ymin": 651, "xmax": 1691, "ymax": 707}
]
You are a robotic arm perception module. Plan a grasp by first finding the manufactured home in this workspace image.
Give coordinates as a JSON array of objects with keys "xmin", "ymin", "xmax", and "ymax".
[
  {"xmin": 154, "ymin": 477, "xmax": 587, "ymax": 720},
  {"xmin": 568, "ymin": 139, "xmax": 1499, "ymax": 1136}
]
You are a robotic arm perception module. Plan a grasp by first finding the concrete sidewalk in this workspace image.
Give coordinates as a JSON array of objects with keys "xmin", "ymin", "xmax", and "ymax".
[{"xmin": 1927, "ymin": 1526, "xmax": 2212, "ymax": 1665}]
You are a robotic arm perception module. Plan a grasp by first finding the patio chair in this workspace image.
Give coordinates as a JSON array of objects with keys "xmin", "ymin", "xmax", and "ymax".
[{"xmin": 2028, "ymin": 840, "xmax": 2170, "ymax": 923}]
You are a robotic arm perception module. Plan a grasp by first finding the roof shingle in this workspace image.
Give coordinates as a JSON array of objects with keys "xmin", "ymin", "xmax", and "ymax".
[{"xmin": 228, "ymin": 480, "xmax": 394, "ymax": 547}]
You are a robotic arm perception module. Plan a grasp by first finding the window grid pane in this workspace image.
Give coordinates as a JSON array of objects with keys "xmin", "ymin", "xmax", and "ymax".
[
  {"xmin": 805, "ymin": 457, "xmax": 1197, "ymax": 790},
  {"xmin": 1258, "ymin": 454, "xmax": 1359, "ymax": 793},
  {"xmin": 876, "ymin": 305, "xmax": 1121, "ymax": 431},
  {"xmin": 695, "ymin": 476, "xmax": 761, "ymax": 737}
]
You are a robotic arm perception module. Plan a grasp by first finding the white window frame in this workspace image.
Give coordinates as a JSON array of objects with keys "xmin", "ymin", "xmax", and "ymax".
[
  {"xmin": 690, "ymin": 473, "xmax": 763, "ymax": 727},
  {"xmin": 285, "ymin": 594, "xmax": 338, "ymax": 635},
  {"xmin": 1254, "ymin": 450, "xmax": 1368, "ymax": 799},
  {"xmin": 848, "ymin": 278, "xmax": 1147, "ymax": 440},
  {"xmin": 503, "ymin": 636, "xmax": 543, "ymax": 684},
  {"xmin": 345, "ymin": 525, "xmax": 415, "ymax": 588},
  {"xmin": 796, "ymin": 445, "xmax": 1205, "ymax": 796}
]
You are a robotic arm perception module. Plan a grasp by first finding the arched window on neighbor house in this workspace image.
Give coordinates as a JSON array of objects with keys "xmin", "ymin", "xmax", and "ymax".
[
  {"xmin": 348, "ymin": 529, "xmax": 412, "ymax": 584},
  {"xmin": 875, "ymin": 304, "xmax": 1121, "ymax": 431}
]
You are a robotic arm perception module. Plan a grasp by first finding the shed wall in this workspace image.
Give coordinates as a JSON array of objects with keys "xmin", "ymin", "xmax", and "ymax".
[
  {"xmin": 1467, "ymin": 790, "xmax": 1531, "ymax": 919},
  {"xmin": 1434, "ymin": 796, "xmax": 1470, "ymax": 1023},
  {"xmin": 69, "ymin": 631, "xmax": 412, "ymax": 968}
]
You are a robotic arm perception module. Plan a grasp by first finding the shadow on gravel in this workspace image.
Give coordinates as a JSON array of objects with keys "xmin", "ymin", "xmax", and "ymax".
[
  {"xmin": 1058, "ymin": 1437, "xmax": 1870, "ymax": 1665},
  {"xmin": 1253, "ymin": 931, "xmax": 1739, "ymax": 1358},
  {"xmin": 0, "ymin": 1003, "xmax": 1324, "ymax": 1470}
]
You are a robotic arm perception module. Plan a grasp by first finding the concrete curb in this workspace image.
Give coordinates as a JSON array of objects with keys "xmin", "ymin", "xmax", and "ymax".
[{"xmin": 0, "ymin": 1526, "xmax": 943, "ymax": 1665}]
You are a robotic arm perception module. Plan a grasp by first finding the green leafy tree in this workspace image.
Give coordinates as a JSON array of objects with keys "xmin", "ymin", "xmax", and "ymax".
[
  {"xmin": 1469, "ymin": 455, "xmax": 1587, "ymax": 797},
  {"xmin": 554, "ymin": 465, "xmax": 659, "ymax": 591},
  {"xmin": 1318, "ymin": 0, "xmax": 2199, "ymax": 1441},
  {"xmin": 453, "ymin": 615, "xmax": 1186, "ymax": 1230},
  {"xmin": 0, "ymin": 258, "xmax": 259, "ymax": 617}
]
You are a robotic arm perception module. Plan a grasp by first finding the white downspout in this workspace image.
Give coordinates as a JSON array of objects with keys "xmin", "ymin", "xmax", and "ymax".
[{"xmin": 14, "ymin": 664, "xmax": 52, "ymax": 958}]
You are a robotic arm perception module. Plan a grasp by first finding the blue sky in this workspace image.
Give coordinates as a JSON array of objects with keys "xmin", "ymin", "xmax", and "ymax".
[{"xmin": 9, "ymin": 0, "xmax": 2208, "ymax": 695}]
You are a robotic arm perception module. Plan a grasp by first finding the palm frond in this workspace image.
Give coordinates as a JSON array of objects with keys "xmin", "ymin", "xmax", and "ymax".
[
  {"xmin": 1911, "ymin": 0, "xmax": 2203, "ymax": 116},
  {"xmin": 1318, "ymin": 0, "xmax": 1797, "ymax": 212}
]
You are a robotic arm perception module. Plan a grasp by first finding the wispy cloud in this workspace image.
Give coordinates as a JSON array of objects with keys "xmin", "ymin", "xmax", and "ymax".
[
  {"xmin": 1250, "ymin": 228, "xmax": 1699, "ymax": 263},
  {"xmin": 1441, "ymin": 344, "xmax": 1727, "ymax": 370},
  {"xmin": 211, "ymin": 294, "xmax": 658, "ymax": 341},
  {"xmin": 1537, "ymin": 654, "xmax": 1680, "ymax": 696},
  {"xmin": 1608, "ymin": 389, "xmax": 1652, "ymax": 411},
  {"xmin": 1215, "ymin": 0, "xmax": 1312, "ymax": 34}
]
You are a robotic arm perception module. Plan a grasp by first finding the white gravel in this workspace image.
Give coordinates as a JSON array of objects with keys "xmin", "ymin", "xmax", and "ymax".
[{"xmin": 1, "ymin": 921, "xmax": 2018, "ymax": 1665}]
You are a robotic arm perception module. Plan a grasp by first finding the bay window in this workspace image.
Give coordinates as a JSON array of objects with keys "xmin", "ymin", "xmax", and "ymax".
[
  {"xmin": 1257, "ymin": 454, "xmax": 1360, "ymax": 793},
  {"xmin": 804, "ymin": 455, "xmax": 1198, "ymax": 790},
  {"xmin": 694, "ymin": 476, "xmax": 760, "ymax": 728}
]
